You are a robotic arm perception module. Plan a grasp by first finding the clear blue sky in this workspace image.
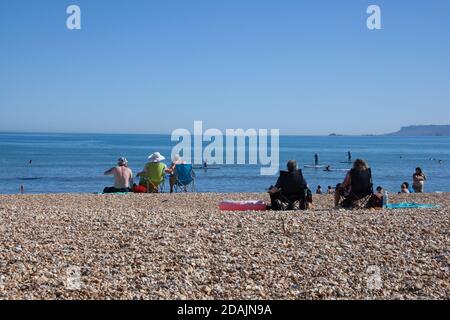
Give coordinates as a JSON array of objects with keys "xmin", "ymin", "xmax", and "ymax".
[{"xmin": 1, "ymin": 0, "xmax": 449, "ymax": 135}]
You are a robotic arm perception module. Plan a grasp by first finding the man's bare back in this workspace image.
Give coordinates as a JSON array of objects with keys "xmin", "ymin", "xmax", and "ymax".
[{"xmin": 105, "ymin": 166, "xmax": 133, "ymax": 189}]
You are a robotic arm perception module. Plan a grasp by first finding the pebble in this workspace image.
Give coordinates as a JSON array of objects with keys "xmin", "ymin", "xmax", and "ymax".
[{"xmin": 0, "ymin": 192, "xmax": 448, "ymax": 299}]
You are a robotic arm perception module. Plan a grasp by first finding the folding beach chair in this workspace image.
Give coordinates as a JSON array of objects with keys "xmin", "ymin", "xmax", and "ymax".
[
  {"xmin": 340, "ymin": 168, "xmax": 374, "ymax": 209},
  {"xmin": 278, "ymin": 190, "xmax": 310, "ymax": 210},
  {"xmin": 173, "ymin": 164, "xmax": 195, "ymax": 192},
  {"xmin": 141, "ymin": 162, "xmax": 166, "ymax": 193},
  {"xmin": 271, "ymin": 170, "xmax": 311, "ymax": 211}
]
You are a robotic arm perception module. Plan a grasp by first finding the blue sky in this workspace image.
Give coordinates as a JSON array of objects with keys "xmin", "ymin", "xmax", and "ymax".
[{"xmin": 1, "ymin": 0, "xmax": 449, "ymax": 135}]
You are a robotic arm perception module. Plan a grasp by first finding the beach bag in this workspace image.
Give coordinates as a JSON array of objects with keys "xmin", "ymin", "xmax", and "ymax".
[
  {"xmin": 132, "ymin": 185, "xmax": 147, "ymax": 193},
  {"xmin": 368, "ymin": 194, "xmax": 382, "ymax": 208}
]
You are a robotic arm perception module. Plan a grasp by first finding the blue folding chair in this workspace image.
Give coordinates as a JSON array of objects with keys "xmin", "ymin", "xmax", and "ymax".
[{"xmin": 174, "ymin": 164, "xmax": 195, "ymax": 192}]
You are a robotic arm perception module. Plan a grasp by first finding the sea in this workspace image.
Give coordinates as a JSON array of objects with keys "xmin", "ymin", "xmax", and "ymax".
[{"xmin": 0, "ymin": 133, "xmax": 449, "ymax": 194}]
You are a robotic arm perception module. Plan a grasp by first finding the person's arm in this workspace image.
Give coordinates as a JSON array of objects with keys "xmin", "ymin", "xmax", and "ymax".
[
  {"xmin": 137, "ymin": 166, "xmax": 147, "ymax": 177},
  {"xmin": 341, "ymin": 172, "xmax": 351, "ymax": 189},
  {"xmin": 414, "ymin": 174, "xmax": 424, "ymax": 182},
  {"xmin": 104, "ymin": 167, "xmax": 115, "ymax": 175},
  {"xmin": 269, "ymin": 177, "xmax": 282, "ymax": 194},
  {"xmin": 129, "ymin": 169, "xmax": 134, "ymax": 185}
]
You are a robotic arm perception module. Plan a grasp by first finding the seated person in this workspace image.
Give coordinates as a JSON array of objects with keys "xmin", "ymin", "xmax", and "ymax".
[
  {"xmin": 103, "ymin": 157, "xmax": 133, "ymax": 193},
  {"xmin": 167, "ymin": 154, "xmax": 186, "ymax": 193},
  {"xmin": 369, "ymin": 186, "xmax": 384, "ymax": 208},
  {"xmin": 400, "ymin": 182, "xmax": 411, "ymax": 194},
  {"xmin": 327, "ymin": 186, "xmax": 335, "ymax": 195},
  {"xmin": 316, "ymin": 185, "xmax": 323, "ymax": 195},
  {"xmin": 268, "ymin": 160, "xmax": 312, "ymax": 210},
  {"xmin": 137, "ymin": 152, "xmax": 171, "ymax": 192},
  {"xmin": 334, "ymin": 159, "xmax": 373, "ymax": 208},
  {"xmin": 375, "ymin": 186, "xmax": 384, "ymax": 196}
]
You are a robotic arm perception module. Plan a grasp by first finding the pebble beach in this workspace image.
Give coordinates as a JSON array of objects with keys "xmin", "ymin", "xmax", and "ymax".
[{"xmin": 0, "ymin": 192, "xmax": 449, "ymax": 300}]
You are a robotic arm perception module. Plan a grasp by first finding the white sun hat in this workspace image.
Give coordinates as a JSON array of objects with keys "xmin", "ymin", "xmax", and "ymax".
[{"xmin": 148, "ymin": 152, "xmax": 165, "ymax": 163}]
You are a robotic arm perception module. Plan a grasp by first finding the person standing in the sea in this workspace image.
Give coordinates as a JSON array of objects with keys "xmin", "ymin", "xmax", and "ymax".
[
  {"xmin": 314, "ymin": 154, "xmax": 319, "ymax": 166},
  {"xmin": 412, "ymin": 167, "xmax": 427, "ymax": 193}
]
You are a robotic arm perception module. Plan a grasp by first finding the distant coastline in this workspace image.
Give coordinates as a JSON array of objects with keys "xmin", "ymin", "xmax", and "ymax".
[
  {"xmin": 386, "ymin": 125, "xmax": 450, "ymax": 137},
  {"xmin": 329, "ymin": 125, "xmax": 450, "ymax": 137}
]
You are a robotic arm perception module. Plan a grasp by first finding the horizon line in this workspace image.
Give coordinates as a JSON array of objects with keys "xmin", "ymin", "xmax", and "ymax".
[{"xmin": 0, "ymin": 130, "xmax": 384, "ymax": 137}]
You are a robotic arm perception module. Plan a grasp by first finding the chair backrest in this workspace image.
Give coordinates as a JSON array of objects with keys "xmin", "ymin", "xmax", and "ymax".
[
  {"xmin": 144, "ymin": 162, "xmax": 166, "ymax": 183},
  {"xmin": 279, "ymin": 169, "xmax": 307, "ymax": 195},
  {"xmin": 175, "ymin": 164, "xmax": 194, "ymax": 185},
  {"xmin": 350, "ymin": 168, "xmax": 373, "ymax": 196}
]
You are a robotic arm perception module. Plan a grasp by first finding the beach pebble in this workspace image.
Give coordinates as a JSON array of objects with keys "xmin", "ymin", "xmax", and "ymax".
[{"xmin": 0, "ymin": 192, "xmax": 448, "ymax": 299}]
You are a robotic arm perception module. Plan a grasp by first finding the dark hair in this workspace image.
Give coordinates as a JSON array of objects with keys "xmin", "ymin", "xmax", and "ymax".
[
  {"xmin": 353, "ymin": 159, "xmax": 369, "ymax": 171},
  {"xmin": 287, "ymin": 160, "xmax": 297, "ymax": 172},
  {"xmin": 402, "ymin": 182, "xmax": 409, "ymax": 188},
  {"xmin": 376, "ymin": 186, "xmax": 383, "ymax": 192},
  {"xmin": 317, "ymin": 185, "xmax": 322, "ymax": 189},
  {"xmin": 415, "ymin": 167, "xmax": 423, "ymax": 175}
]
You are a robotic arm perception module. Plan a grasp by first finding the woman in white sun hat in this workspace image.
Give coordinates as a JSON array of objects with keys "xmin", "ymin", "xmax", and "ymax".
[{"xmin": 137, "ymin": 152, "xmax": 170, "ymax": 192}]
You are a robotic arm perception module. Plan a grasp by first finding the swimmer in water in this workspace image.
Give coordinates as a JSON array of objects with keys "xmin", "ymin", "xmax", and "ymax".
[
  {"xmin": 314, "ymin": 154, "xmax": 319, "ymax": 166},
  {"xmin": 20, "ymin": 185, "xmax": 25, "ymax": 194},
  {"xmin": 324, "ymin": 165, "xmax": 331, "ymax": 172}
]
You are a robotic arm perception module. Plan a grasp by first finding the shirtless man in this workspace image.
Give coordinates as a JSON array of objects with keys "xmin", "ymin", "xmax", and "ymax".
[{"xmin": 103, "ymin": 157, "xmax": 133, "ymax": 193}]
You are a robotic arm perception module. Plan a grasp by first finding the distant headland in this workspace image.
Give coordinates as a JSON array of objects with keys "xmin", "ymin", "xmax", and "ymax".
[{"xmin": 387, "ymin": 125, "xmax": 450, "ymax": 136}]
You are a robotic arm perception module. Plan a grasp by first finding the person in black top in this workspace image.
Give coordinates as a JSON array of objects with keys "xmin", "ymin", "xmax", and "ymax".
[
  {"xmin": 314, "ymin": 154, "xmax": 319, "ymax": 166},
  {"xmin": 269, "ymin": 160, "xmax": 311, "ymax": 210}
]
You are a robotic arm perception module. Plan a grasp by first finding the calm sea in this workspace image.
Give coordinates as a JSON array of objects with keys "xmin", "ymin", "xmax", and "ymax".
[{"xmin": 0, "ymin": 133, "xmax": 449, "ymax": 194}]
